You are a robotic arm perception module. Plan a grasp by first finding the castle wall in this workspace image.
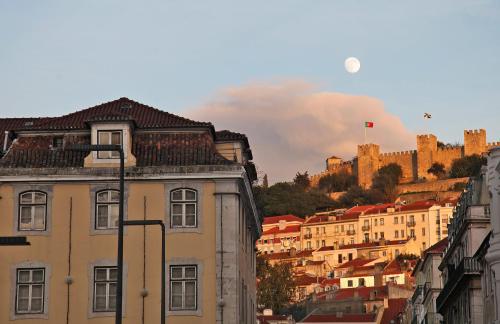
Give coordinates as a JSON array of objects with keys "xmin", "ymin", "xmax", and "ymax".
[
  {"xmin": 433, "ymin": 146, "xmax": 463, "ymax": 171},
  {"xmin": 379, "ymin": 150, "xmax": 417, "ymax": 183},
  {"xmin": 310, "ymin": 162, "xmax": 353, "ymax": 187},
  {"xmin": 417, "ymin": 134, "xmax": 437, "ymax": 179},
  {"xmin": 487, "ymin": 142, "xmax": 500, "ymax": 151}
]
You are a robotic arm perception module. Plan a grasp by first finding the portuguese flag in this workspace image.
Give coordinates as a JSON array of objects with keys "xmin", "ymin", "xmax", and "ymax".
[{"xmin": 365, "ymin": 121, "xmax": 374, "ymax": 128}]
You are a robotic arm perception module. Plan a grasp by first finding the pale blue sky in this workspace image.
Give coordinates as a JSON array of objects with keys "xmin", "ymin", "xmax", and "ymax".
[{"xmin": 1, "ymin": 0, "xmax": 499, "ymax": 146}]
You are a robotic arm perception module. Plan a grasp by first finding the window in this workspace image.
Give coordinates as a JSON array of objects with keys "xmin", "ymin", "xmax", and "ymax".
[
  {"xmin": 364, "ymin": 233, "xmax": 369, "ymax": 243},
  {"xmin": 410, "ymin": 229, "xmax": 415, "ymax": 238},
  {"xmin": 52, "ymin": 137, "xmax": 63, "ymax": 149},
  {"xmin": 321, "ymin": 240, "xmax": 326, "ymax": 247},
  {"xmin": 322, "ymin": 227, "xmax": 326, "ymax": 234},
  {"xmin": 18, "ymin": 191, "xmax": 47, "ymax": 231},
  {"xmin": 350, "ymin": 238, "xmax": 354, "ymax": 244},
  {"xmin": 170, "ymin": 265, "xmax": 197, "ymax": 310},
  {"xmin": 380, "ymin": 218, "xmax": 384, "ymax": 225},
  {"xmin": 401, "ymin": 230, "xmax": 404, "ymax": 238},
  {"xmin": 316, "ymin": 240, "xmax": 320, "ymax": 248},
  {"xmin": 394, "ymin": 217, "xmax": 398, "ymax": 224},
  {"xmin": 395, "ymin": 249, "xmax": 400, "ymax": 256},
  {"xmin": 374, "ymin": 232, "xmax": 378, "ymax": 240},
  {"xmin": 422, "ymin": 228, "xmax": 426, "ymax": 236},
  {"xmin": 96, "ymin": 190, "xmax": 119, "ymax": 229},
  {"xmin": 93, "ymin": 267, "xmax": 117, "ymax": 312},
  {"xmin": 341, "ymin": 225, "xmax": 344, "ymax": 232},
  {"xmin": 359, "ymin": 278, "xmax": 365, "ymax": 286},
  {"xmin": 307, "ymin": 241, "xmax": 311, "ymax": 249},
  {"xmin": 16, "ymin": 268, "xmax": 45, "ymax": 314},
  {"xmin": 170, "ymin": 189, "xmax": 197, "ymax": 228},
  {"xmin": 380, "ymin": 232, "xmax": 384, "ymax": 239},
  {"xmin": 348, "ymin": 253, "xmax": 353, "ymax": 261},
  {"xmin": 335, "ymin": 225, "xmax": 339, "ymax": 233},
  {"xmin": 347, "ymin": 280, "xmax": 353, "ymax": 287},
  {"xmin": 316, "ymin": 227, "xmax": 319, "ymax": 235},
  {"xmin": 374, "ymin": 219, "xmax": 378, "ymax": 226},
  {"xmin": 338, "ymin": 254, "xmax": 343, "ymax": 264},
  {"xmin": 97, "ymin": 130, "xmax": 122, "ymax": 159},
  {"xmin": 395, "ymin": 230, "xmax": 399, "ymax": 238},
  {"xmin": 421, "ymin": 214, "xmax": 425, "ymax": 221}
]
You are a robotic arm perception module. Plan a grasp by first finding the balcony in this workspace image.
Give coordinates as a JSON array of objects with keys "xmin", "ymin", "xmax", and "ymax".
[
  {"xmin": 346, "ymin": 229, "xmax": 356, "ymax": 235},
  {"xmin": 407, "ymin": 220, "xmax": 416, "ymax": 227},
  {"xmin": 424, "ymin": 312, "xmax": 441, "ymax": 324},
  {"xmin": 411, "ymin": 284, "xmax": 423, "ymax": 304},
  {"xmin": 423, "ymin": 281, "xmax": 432, "ymax": 298},
  {"xmin": 362, "ymin": 225, "xmax": 370, "ymax": 231},
  {"xmin": 436, "ymin": 257, "xmax": 482, "ymax": 312},
  {"xmin": 304, "ymin": 234, "xmax": 312, "ymax": 240}
]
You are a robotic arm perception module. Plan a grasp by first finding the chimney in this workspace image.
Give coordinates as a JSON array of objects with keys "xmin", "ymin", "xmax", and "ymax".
[{"xmin": 278, "ymin": 220, "xmax": 286, "ymax": 230}]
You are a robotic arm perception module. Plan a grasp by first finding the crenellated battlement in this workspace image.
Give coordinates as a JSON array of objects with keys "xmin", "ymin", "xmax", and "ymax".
[
  {"xmin": 417, "ymin": 134, "xmax": 437, "ymax": 140},
  {"xmin": 379, "ymin": 150, "xmax": 416, "ymax": 158},
  {"xmin": 488, "ymin": 142, "xmax": 500, "ymax": 147},
  {"xmin": 436, "ymin": 146, "xmax": 463, "ymax": 153},
  {"xmin": 464, "ymin": 129, "xmax": 486, "ymax": 135}
]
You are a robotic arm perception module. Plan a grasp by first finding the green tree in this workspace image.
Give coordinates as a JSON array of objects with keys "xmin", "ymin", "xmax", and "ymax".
[
  {"xmin": 427, "ymin": 162, "xmax": 447, "ymax": 179},
  {"xmin": 371, "ymin": 163, "xmax": 403, "ymax": 202},
  {"xmin": 293, "ymin": 172, "xmax": 310, "ymax": 190},
  {"xmin": 257, "ymin": 254, "xmax": 295, "ymax": 313},
  {"xmin": 338, "ymin": 185, "xmax": 385, "ymax": 207},
  {"xmin": 449, "ymin": 154, "xmax": 487, "ymax": 178},
  {"xmin": 318, "ymin": 171, "xmax": 356, "ymax": 193},
  {"xmin": 255, "ymin": 182, "xmax": 336, "ymax": 217}
]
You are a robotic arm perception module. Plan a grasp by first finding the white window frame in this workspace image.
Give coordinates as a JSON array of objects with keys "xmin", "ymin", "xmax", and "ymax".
[
  {"xmin": 97, "ymin": 130, "xmax": 122, "ymax": 159},
  {"xmin": 170, "ymin": 189, "xmax": 198, "ymax": 228},
  {"xmin": 15, "ymin": 268, "xmax": 45, "ymax": 314},
  {"xmin": 93, "ymin": 266, "xmax": 117, "ymax": 312},
  {"xmin": 18, "ymin": 191, "xmax": 47, "ymax": 231},
  {"xmin": 169, "ymin": 265, "xmax": 197, "ymax": 311},
  {"xmin": 95, "ymin": 190, "xmax": 120, "ymax": 230}
]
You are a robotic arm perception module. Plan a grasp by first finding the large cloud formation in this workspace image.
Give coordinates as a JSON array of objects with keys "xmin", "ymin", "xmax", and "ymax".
[{"xmin": 188, "ymin": 80, "xmax": 414, "ymax": 183}]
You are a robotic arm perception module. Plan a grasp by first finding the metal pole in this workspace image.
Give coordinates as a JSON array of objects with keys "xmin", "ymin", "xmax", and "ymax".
[
  {"xmin": 123, "ymin": 220, "xmax": 166, "ymax": 324},
  {"xmin": 116, "ymin": 150, "xmax": 124, "ymax": 324}
]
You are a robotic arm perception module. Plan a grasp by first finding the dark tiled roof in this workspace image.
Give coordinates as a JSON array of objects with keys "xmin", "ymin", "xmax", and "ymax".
[
  {"xmin": 0, "ymin": 118, "xmax": 52, "ymax": 152},
  {"xmin": 301, "ymin": 313, "xmax": 377, "ymax": 323},
  {"xmin": 23, "ymin": 97, "xmax": 211, "ymax": 130},
  {"xmin": 263, "ymin": 214, "xmax": 304, "ymax": 225},
  {"xmin": 215, "ymin": 130, "xmax": 249, "ymax": 144},
  {"xmin": 0, "ymin": 132, "xmax": 232, "ymax": 168}
]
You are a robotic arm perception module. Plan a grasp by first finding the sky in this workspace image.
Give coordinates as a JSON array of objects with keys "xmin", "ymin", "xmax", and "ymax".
[{"xmin": 1, "ymin": 1, "xmax": 500, "ymax": 182}]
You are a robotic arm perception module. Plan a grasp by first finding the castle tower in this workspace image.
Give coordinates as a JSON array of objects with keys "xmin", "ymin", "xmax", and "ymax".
[
  {"xmin": 464, "ymin": 129, "xmax": 487, "ymax": 156},
  {"xmin": 417, "ymin": 134, "xmax": 437, "ymax": 179},
  {"xmin": 326, "ymin": 155, "xmax": 342, "ymax": 172},
  {"xmin": 357, "ymin": 144, "xmax": 380, "ymax": 188}
]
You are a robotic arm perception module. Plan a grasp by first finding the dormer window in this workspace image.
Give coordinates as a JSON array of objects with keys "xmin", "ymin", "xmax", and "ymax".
[{"xmin": 97, "ymin": 131, "xmax": 122, "ymax": 159}]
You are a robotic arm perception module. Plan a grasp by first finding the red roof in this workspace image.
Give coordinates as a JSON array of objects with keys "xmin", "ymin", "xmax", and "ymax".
[
  {"xmin": 294, "ymin": 274, "xmax": 325, "ymax": 286},
  {"xmin": 321, "ymin": 278, "xmax": 340, "ymax": 286},
  {"xmin": 382, "ymin": 259, "xmax": 405, "ymax": 276},
  {"xmin": 25, "ymin": 97, "xmax": 211, "ymax": 130},
  {"xmin": 300, "ymin": 313, "xmax": 377, "ymax": 323},
  {"xmin": 263, "ymin": 215, "xmax": 304, "ymax": 225},
  {"xmin": 380, "ymin": 298, "xmax": 408, "ymax": 324},
  {"xmin": 316, "ymin": 240, "xmax": 408, "ymax": 253},
  {"xmin": 336, "ymin": 258, "xmax": 378, "ymax": 269},
  {"xmin": 263, "ymin": 225, "xmax": 301, "ymax": 235},
  {"xmin": 423, "ymin": 237, "xmax": 448, "ymax": 255}
]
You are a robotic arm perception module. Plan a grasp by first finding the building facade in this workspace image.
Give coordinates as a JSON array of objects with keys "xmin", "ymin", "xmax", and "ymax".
[
  {"xmin": 436, "ymin": 174, "xmax": 491, "ymax": 323},
  {"xmin": 256, "ymin": 215, "xmax": 303, "ymax": 254},
  {"xmin": 0, "ymin": 98, "xmax": 261, "ymax": 324}
]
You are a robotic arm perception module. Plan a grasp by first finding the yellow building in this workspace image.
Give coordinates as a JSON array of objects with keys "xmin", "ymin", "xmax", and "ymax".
[
  {"xmin": 0, "ymin": 98, "xmax": 261, "ymax": 324},
  {"xmin": 256, "ymin": 215, "xmax": 303, "ymax": 254},
  {"xmin": 300, "ymin": 200, "xmax": 455, "ymax": 257}
]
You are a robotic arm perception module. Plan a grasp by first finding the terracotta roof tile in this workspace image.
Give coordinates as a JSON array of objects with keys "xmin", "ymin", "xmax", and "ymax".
[
  {"xmin": 333, "ymin": 285, "xmax": 388, "ymax": 301},
  {"xmin": 263, "ymin": 215, "xmax": 304, "ymax": 225},
  {"xmin": 263, "ymin": 225, "xmax": 302, "ymax": 236},
  {"xmin": 380, "ymin": 298, "xmax": 408, "ymax": 324},
  {"xmin": 23, "ymin": 97, "xmax": 211, "ymax": 130}
]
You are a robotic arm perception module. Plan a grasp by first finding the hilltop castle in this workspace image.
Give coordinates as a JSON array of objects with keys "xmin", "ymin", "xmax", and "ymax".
[{"xmin": 311, "ymin": 129, "xmax": 500, "ymax": 188}]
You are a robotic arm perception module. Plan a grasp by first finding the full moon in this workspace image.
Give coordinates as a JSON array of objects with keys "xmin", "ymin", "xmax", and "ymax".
[{"xmin": 345, "ymin": 57, "xmax": 361, "ymax": 74}]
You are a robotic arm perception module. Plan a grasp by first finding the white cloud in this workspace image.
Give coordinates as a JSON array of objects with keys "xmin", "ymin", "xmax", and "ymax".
[{"xmin": 188, "ymin": 80, "xmax": 414, "ymax": 183}]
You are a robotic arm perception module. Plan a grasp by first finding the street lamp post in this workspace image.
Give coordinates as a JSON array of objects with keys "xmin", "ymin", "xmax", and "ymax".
[
  {"xmin": 68, "ymin": 144, "xmax": 125, "ymax": 324},
  {"xmin": 123, "ymin": 220, "xmax": 166, "ymax": 324}
]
